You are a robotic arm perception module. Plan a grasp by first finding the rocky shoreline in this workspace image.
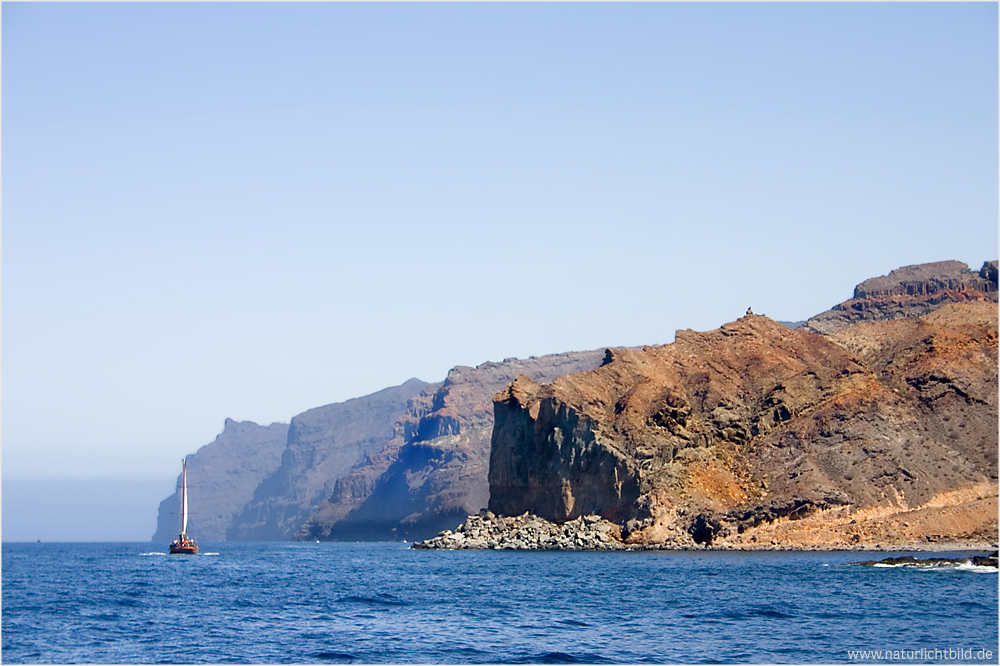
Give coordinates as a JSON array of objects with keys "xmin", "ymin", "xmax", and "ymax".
[{"xmin": 412, "ymin": 511, "xmax": 998, "ymax": 553}]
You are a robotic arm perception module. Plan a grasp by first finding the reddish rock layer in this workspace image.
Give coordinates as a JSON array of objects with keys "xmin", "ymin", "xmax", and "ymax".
[
  {"xmin": 804, "ymin": 260, "xmax": 997, "ymax": 334},
  {"xmin": 489, "ymin": 302, "xmax": 998, "ymax": 549}
]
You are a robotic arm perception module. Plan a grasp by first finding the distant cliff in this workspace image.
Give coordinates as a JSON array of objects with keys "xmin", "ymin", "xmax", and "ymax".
[
  {"xmin": 295, "ymin": 351, "xmax": 606, "ymax": 542},
  {"xmin": 152, "ymin": 380, "xmax": 427, "ymax": 542},
  {"xmin": 152, "ymin": 419, "xmax": 289, "ymax": 542},
  {"xmin": 804, "ymin": 260, "xmax": 997, "ymax": 334},
  {"xmin": 226, "ymin": 378, "xmax": 429, "ymax": 541},
  {"xmin": 488, "ymin": 301, "xmax": 997, "ymax": 550}
]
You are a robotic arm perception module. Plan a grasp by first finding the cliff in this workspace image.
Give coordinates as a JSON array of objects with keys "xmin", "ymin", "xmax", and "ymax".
[
  {"xmin": 152, "ymin": 418, "xmax": 289, "ymax": 542},
  {"xmin": 804, "ymin": 260, "xmax": 997, "ymax": 334},
  {"xmin": 225, "ymin": 378, "xmax": 428, "ymax": 540},
  {"xmin": 295, "ymin": 351, "xmax": 606, "ymax": 541},
  {"xmin": 488, "ymin": 302, "xmax": 997, "ymax": 549}
]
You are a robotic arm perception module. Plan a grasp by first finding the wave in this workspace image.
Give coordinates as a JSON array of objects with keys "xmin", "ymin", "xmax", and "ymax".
[
  {"xmin": 948, "ymin": 563, "xmax": 997, "ymax": 574},
  {"xmin": 871, "ymin": 561, "xmax": 998, "ymax": 573}
]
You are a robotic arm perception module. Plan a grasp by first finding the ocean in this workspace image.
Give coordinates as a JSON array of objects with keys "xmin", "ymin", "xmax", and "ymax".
[{"xmin": 2, "ymin": 542, "xmax": 997, "ymax": 664}]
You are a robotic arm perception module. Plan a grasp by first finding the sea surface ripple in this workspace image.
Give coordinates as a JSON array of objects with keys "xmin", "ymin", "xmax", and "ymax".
[{"xmin": 2, "ymin": 542, "xmax": 997, "ymax": 663}]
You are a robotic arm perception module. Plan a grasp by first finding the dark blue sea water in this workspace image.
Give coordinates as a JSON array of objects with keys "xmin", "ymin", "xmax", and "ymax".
[{"xmin": 2, "ymin": 542, "xmax": 997, "ymax": 664}]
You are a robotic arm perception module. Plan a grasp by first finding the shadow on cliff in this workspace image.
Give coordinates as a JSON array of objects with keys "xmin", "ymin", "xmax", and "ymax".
[{"xmin": 303, "ymin": 441, "xmax": 475, "ymax": 542}]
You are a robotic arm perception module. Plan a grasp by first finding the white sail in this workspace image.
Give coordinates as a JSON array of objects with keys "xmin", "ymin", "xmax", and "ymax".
[
  {"xmin": 169, "ymin": 459, "xmax": 198, "ymax": 553},
  {"xmin": 180, "ymin": 459, "xmax": 189, "ymax": 537}
]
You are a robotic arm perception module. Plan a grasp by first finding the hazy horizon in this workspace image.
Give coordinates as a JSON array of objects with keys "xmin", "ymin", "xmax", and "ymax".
[{"xmin": 2, "ymin": 478, "xmax": 178, "ymax": 543}]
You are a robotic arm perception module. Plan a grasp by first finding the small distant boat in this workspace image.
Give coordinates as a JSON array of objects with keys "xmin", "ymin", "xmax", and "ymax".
[{"xmin": 169, "ymin": 460, "xmax": 199, "ymax": 555}]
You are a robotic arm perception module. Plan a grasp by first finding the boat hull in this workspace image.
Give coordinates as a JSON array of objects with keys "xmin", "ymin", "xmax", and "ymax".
[{"xmin": 169, "ymin": 539, "xmax": 199, "ymax": 555}]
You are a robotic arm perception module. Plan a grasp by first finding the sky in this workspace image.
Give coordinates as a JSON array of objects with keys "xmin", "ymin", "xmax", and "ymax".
[{"xmin": 2, "ymin": 2, "xmax": 997, "ymax": 540}]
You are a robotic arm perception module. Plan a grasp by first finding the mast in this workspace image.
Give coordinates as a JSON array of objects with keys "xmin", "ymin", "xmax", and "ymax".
[
  {"xmin": 168, "ymin": 458, "xmax": 198, "ymax": 553},
  {"xmin": 180, "ymin": 459, "xmax": 189, "ymax": 538}
]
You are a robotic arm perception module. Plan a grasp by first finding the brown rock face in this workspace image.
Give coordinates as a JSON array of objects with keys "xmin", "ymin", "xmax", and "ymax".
[
  {"xmin": 488, "ymin": 303, "xmax": 998, "ymax": 549},
  {"xmin": 804, "ymin": 260, "xmax": 997, "ymax": 335},
  {"xmin": 296, "ymin": 351, "xmax": 607, "ymax": 541}
]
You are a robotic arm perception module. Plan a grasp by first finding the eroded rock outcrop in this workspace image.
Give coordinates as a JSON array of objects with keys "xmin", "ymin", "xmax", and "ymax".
[
  {"xmin": 487, "ymin": 302, "xmax": 998, "ymax": 550},
  {"xmin": 805, "ymin": 260, "xmax": 997, "ymax": 334},
  {"xmin": 296, "ymin": 351, "xmax": 606, "ymax": 542},
  {"xmin": 489, "ymin": 372, "xmax": 642, "ymax": 524}
]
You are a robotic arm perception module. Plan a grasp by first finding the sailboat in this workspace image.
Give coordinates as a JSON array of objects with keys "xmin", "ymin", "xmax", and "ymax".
[{"xmin": 169, "ymin": 459, "xmax": 199, "ymax": 555}]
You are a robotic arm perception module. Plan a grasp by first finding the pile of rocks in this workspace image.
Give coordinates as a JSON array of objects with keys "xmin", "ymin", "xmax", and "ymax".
[{"xmin": 412, "ymin": 511, "xmax": 626, "ymax": 550}]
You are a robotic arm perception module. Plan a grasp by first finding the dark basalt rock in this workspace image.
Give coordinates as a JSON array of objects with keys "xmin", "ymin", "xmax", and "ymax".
[
  {"xmin": 973, "ymin": 551, "xmax": 999, "ymax": 567},
  {"xmin": 688, "ymin": 513, "xmax": 724, "ymax": 545},
  {"xmin": 852, "ymin": 551, "xmax": 998, "ymax": 568},
  {"xmin": 489, "ymin": 373, "xmax": 644, "ymax": 525},
  {"xmin": 732, "ymin": 495, "xmax": 850, "ymax": 533}
]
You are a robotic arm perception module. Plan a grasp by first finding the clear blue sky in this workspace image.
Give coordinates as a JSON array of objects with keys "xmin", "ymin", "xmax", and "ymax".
[{"xmin": 3, "ymin": 2, "xmax": 997, "ymax": 511}]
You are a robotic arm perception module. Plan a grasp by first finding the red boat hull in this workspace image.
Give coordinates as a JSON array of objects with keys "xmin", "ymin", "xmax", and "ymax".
[{"xmin": 169, "ymin": 539, "xmax": 199, "ymax": 555}]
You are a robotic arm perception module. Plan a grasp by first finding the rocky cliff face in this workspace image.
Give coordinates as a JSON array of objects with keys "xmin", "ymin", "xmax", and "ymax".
[
  {"xmin": 295, "ymin": 351, "xmax": 606, "ymax": 542},
  {"xmin": 488, "ymin": 302, "xmax": 997, "ymax": 550},
  {"xmin": 804, "ymin": 260, "xmax": 997, "ymax": 334},
  {"xmin": 225, "ymin": 378, "xmax": 428, "ymax": 541},
  {"xmin": 152, "ymin": 418, "xmax": 289, "ymax": 542}
]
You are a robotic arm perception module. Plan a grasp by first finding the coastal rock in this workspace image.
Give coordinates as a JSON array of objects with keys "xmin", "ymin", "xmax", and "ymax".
[
  {"xmin": 852, "ymin": 552, "xmax": 998, "ymax": 568},
  {"xmin": 804, "ymin": 260, "xmax": 997, "ymax": 335},
  {"xmin": 296, "ymin": 351, "xmax": 607, "ymax": 542},
  {"xmin": 487, "ymin": 301, "xmax": 997, "ymax": 551},
  {"xmin": 974, "ymin": 551, "xmax": 999, "ymax": 567}
]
